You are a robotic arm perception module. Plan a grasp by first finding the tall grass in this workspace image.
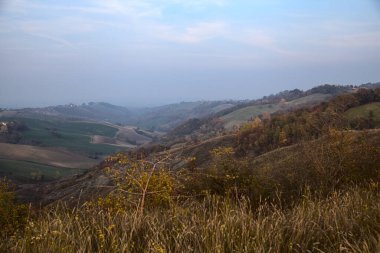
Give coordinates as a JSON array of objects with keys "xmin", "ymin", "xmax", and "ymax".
[
  {"xmin": 1, "ymin": 130, "xmax": 379, "ymax": 252},
  {"xmin": 2, "ymin": 185, "xmax": 379, "ymax": 253}
]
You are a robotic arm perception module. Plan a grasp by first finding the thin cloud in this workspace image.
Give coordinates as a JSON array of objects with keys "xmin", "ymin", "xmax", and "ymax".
[
  {"xmin": 225, "ymin": 28, "xmax": 292, "ymax": 56},
  {"xmin": 316, "ymin": 31, "xmax": 380, "ymax": 49},
  {"xmin": 155, "ymin": 22, "xmax": 228, "ymax": 43},
  {"xmin": 27, "ymin": 32, "xmax": 78, "ymax": 49},
  {"xmin": 11, "ymin": 0, "xmax": 162, "ymax": 18},
  {"xmin": 168, "ymin": 0, "xmax": 228, "ymax": 8}
]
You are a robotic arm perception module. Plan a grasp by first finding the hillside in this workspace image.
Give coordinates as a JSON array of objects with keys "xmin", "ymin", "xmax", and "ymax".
[
  {"xmin": 14, "ymin": 102, "xmax": 133, "ymax": 124},
  {"xmin": 0, "ymin": 118, "xmax": 159, "ymax": 184},
  {"xmin": 220, "ymin": 93, "xmax": 331, "ymax": 129},
  {"xmin": 1, "ymin": 84, "xmax": 378, "ymax": 187},
  {"xmin": 165, "ymin": 83, "xmax": 380, "ymax": 142},
  {"xmin": 16, "ymin": 87, "xmax": 380, "ymax": 204},
  {"xmin": 163, "ymin": 92, "xmax": 333, "ymax": 146},
  {"xmin": 1, "ymin": 101, "xmax": 239, "ymax": 132},
  {"xmin": 4, "ymin": 83, "xmax": 374, "ymax": 134}
]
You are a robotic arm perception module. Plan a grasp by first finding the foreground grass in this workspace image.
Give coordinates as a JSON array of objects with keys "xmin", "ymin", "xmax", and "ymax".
[{"xmin": 2, "ymin": 185, "xmax": 380, "ymax": 253}]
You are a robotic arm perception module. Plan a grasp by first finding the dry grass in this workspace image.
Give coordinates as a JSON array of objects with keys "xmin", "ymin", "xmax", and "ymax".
[
  {"xmin": 1, "ymin": 130, "xmax": 379, "ymax": 252},
  {"xmin": 2, "ymin": 185, "xmax": 380, "ymax": 253}
]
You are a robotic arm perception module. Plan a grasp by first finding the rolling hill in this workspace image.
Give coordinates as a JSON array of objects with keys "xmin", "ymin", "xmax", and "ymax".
[
  {"xmin": 1, "ymin": 83, "xmax": 378, "ymax": 186},
  {"xmin": 0, "ymin": 118, "xmax": 158, "ymax": 183}
]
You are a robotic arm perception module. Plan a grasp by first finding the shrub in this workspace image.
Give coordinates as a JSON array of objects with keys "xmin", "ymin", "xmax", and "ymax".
[
  {"xmin": 0, "ymin": 178, "xmax": 29, "ymax": 238},
  {"xmin": 101, "ymin": 153, "xmax": 179, "ymax": 213}
]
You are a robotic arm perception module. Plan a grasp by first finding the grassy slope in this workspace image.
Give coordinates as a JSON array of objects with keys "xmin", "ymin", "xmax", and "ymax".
[
  {"xmin": 221, "ymin": 103, "xmax": 281, "ymax": 129},
  {"xmin": 344, "ymin": 102, "xmax": 380, "ymax": 126},
  {"xmin": 221, "ymin": 93, "xmax": 331, "ymax": 129}
]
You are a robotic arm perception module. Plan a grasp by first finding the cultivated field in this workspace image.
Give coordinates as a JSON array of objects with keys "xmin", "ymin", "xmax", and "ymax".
[
  {"xmin": 0, "ymin": 143, "xmax": 100, "ymax": 182},
  {"xmin": 0, "ymin": 143, "xmax": 99, "ymax": 168}
]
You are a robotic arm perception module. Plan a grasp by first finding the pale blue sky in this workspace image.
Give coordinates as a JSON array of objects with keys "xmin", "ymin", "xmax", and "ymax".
[{"xmin": 0, "ymin": 0, "xmax": 379, "ymax": 107}]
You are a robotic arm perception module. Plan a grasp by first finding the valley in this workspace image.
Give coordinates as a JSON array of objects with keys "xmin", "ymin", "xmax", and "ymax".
[
  {"xmin": 1, "ymin": 83, "xmax": 380, "ymax": 252},
  {"xmin": 1, "ymin": 83, "xmax": 377, "ymax": 184}
]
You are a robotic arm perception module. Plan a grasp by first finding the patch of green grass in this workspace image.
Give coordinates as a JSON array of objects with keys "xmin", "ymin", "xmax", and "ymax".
[
  {"xmin": 344, "ymin": 102, "xmax": 380, "ymax": 126},
  {"xmin": 0, "ymin": 159, "xmax": 86, "ymax": 183},
  {"xmin": 222, "ymin": 104, "xmax": 279, "ymax": 122}
]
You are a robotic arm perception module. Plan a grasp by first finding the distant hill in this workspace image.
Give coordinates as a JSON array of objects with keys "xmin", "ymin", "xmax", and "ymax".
[
  {"xmin": 1, "ymin": 101, "xmax": 239, "ymax": 131},
  {"xmin": 11, "ymin": 102, "xmax": 133, "ymax": 124},
  {"xmin": 132, "ymin": 101, "xmax": 238, "ymax": 131},
  {"xmin": 164, "ymin": 86, "xmax": 348, "ymax": 142},
  {"xmin": 1, "ymin": 82, "xmax": 378, "ymax": 134},
  {"xmin": 162, "ymin": 83, "xmax": 380, "ymax": 144}
]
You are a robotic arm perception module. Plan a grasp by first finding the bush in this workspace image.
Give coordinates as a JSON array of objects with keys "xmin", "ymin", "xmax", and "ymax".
[
  {"xmin": 100, "ymin": 153, "xmax": 179, "ymax": 213},
  {"xmin": 0, "ymin": 179, "xmax": 29, "ymax": 238}
]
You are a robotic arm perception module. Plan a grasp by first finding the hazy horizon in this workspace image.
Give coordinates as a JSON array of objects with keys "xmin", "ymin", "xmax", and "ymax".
[
  {"xmin": 1, "ymin": 1, "xmax": 380, "ymax": 108},
  {"xmin": 1, "ymin": 80, "xmax": 379, "ymax": 110}
]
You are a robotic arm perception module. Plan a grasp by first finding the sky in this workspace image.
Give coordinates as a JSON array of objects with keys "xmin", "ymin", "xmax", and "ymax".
[{"xmin": 0, "ymin": 0, "xmax": 380, "ymax": 108}]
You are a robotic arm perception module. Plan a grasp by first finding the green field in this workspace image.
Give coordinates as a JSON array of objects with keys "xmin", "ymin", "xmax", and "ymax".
[
  {"xmin": 344, "ymin": 102, "xmax": 380, "ymax": 126},
  {"xmin": 0, "ymin": 158, "xmax": 86, "ymax": 183},
  {"xmin": 0, "ymin": 117, "xmax": 121, "ymax": 155},
  {"xmin": 221, "ymin": 93, "xmax": 331, "ymax": 129}
]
